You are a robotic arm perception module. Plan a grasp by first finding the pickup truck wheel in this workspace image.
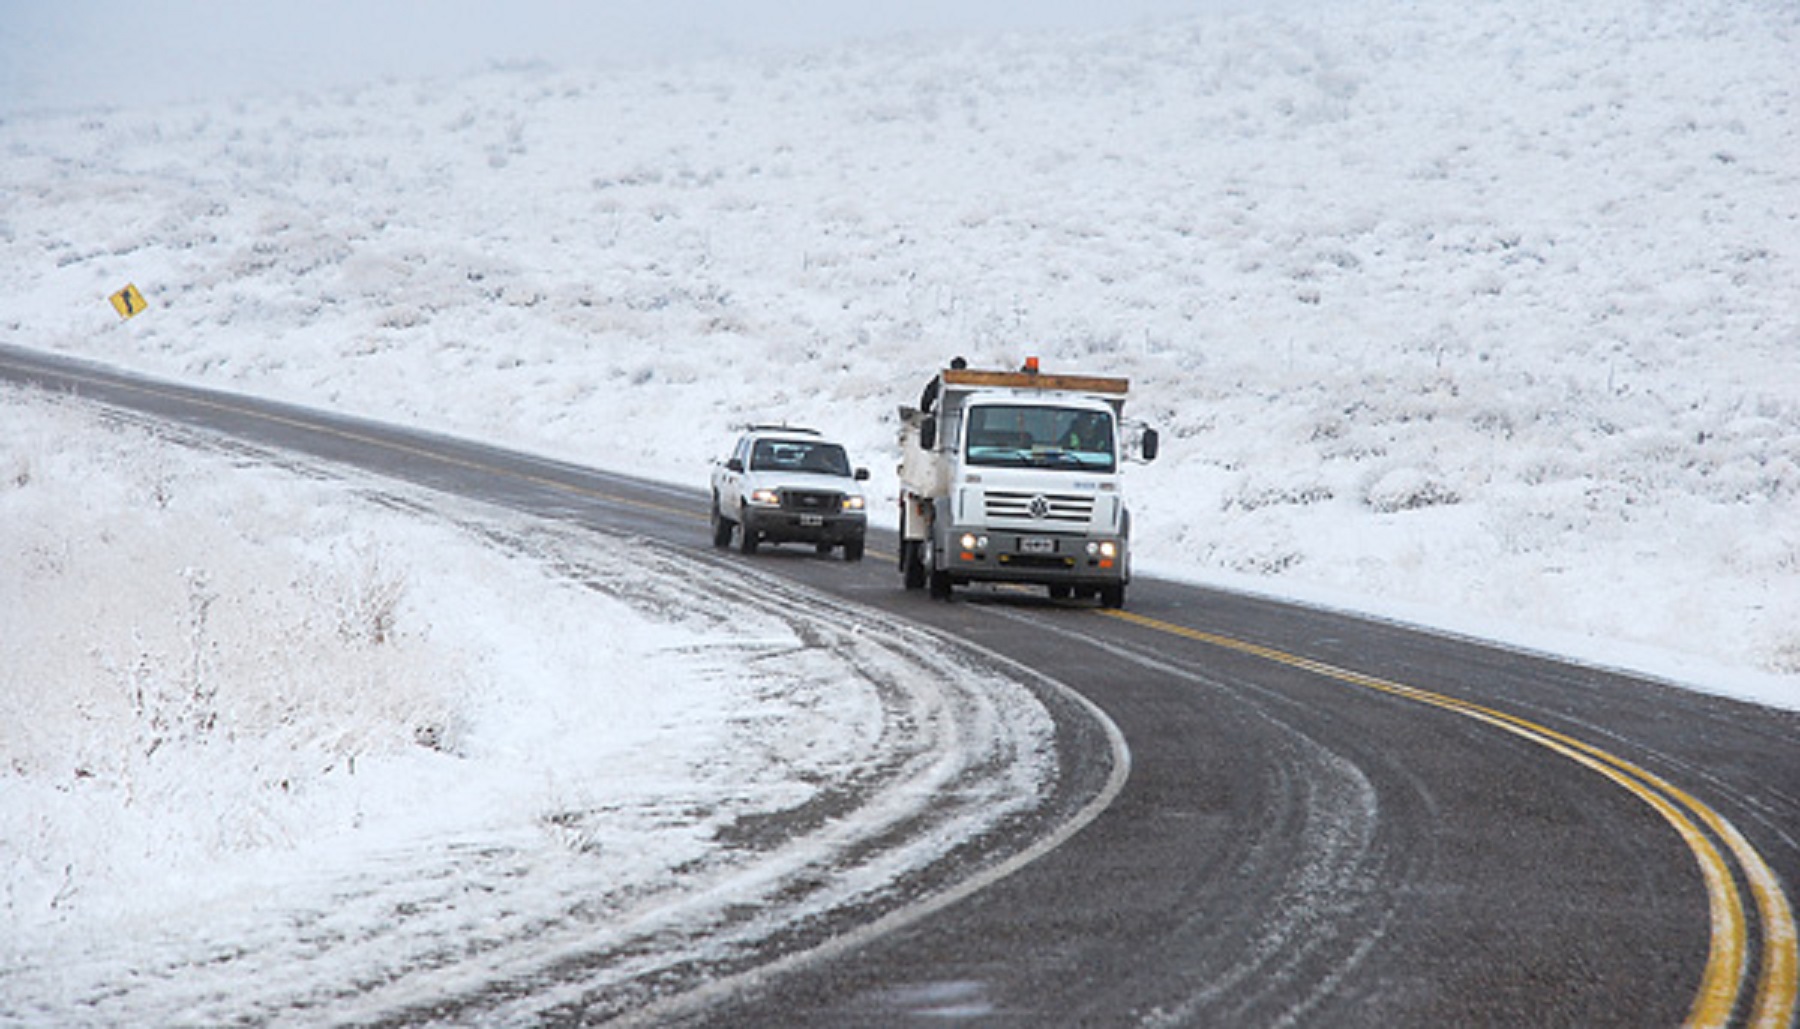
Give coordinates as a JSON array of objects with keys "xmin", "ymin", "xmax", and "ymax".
[
  {"xmin": 737, "ymin": 509, "xmax": 759, "ymax": 555},
  {"xmin": 901, "ymin": 541, "xmax": 926, "ymax": 589},
  {"xmin": 1099, "ymin": 584, "xmax": 1126, "ymax": 609},
  {"xmin": 710, "ymin": 499, "xmax": 733, "ymax": 548},
  {"xmin": 928, "ymin": 567, "xmax": 953, "ymax": 600},
  {"xmin": 844, "ymin": 537, "xmax": 865, "ymax": 562}
]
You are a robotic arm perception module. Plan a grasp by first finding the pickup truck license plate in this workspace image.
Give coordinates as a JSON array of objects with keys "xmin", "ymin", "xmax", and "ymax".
[
  {"xmin": 1021, "ymin": 536, "xmax": 1055, "ymax": 554},
  {"xmin": 799, "ymin": 514, "xmax": 824, "ymax": 527}
]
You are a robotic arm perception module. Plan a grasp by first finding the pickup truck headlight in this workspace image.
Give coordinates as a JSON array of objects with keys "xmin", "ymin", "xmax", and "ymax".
[
  {"xmin": 842, "ymin": 495, "xmax": 866, "ymax": 511},
  {"xmin": 748, "ymin": 488, "xmax": 782, "ymax": 507}
]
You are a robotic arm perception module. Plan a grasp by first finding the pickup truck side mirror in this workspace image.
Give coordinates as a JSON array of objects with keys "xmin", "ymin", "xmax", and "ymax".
[
  {"xmin": 854, "ymin": 467, "xmax": 870, "ymax": 481},
  {"xmin": 920, "ymin": 419, "xmax": 937, "ymax": 450},
  {"xmin": 726, "ymin": 457, "xmax": 744, "ymax": 473},
  {"xmin": 1141, "ymin": 428, "xmax": 1160, "ymax": 462}
]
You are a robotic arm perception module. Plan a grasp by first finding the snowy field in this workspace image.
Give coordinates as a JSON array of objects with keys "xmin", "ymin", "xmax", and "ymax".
[
  {"xmin": 3, "ymin": 0, "xmax": 1798, "ymax": 1020},
  {"xmin": 3, "ymin": 0, "xmax": 1794, "ymax": 692}
]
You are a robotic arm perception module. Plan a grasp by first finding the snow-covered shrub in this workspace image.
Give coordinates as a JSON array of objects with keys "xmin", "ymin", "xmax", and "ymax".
[
  {"xmin": 0, "ymin": 392, "xmax": 463, "ymax": 795},
  {"xmin": 1364, "ymin": 466, "xmax": 1460, "ymax": 513}
]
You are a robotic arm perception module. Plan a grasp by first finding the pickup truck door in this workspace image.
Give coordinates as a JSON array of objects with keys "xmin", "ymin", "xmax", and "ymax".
[{"xmin": 718, "ymin": 437, "xmax": 751, "ymax": 508}]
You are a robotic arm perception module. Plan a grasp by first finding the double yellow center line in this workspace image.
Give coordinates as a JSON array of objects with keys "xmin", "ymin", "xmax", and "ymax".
[{"xmin": 1102, "ymin": 608, "xmax": 1797, "ymax": 1029}]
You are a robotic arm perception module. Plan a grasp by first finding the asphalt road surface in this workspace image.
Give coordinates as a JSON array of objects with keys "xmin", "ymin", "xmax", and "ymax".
[{"xmin": 6, "ymin": 343, "xmax": 1796, "ymax": 1027}]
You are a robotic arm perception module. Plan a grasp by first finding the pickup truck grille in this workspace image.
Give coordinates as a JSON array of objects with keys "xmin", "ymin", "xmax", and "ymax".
[
  {"xmin": 782, "ymin": 489, "xmax": 843, "ymax": 511},
  {"xmin": 984, "ymin": 490, "xmax": 1094, "ymax": 525}
]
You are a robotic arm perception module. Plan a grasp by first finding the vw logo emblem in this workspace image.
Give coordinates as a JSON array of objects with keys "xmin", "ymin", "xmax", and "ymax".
[{"xmin": 1028, "ymin": 495, "xmax": 1051, "ymax": 520}]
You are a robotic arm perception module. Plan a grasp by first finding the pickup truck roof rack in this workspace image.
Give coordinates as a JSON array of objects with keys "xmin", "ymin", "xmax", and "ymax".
[{"xmin": 740, "ymin": 423, "xmax": 822, "ymax": 435}]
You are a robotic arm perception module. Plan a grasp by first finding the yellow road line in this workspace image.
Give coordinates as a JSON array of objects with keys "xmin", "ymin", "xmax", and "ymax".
[{"xmin": 1101, "ymin": 608, "xmax": 1797, "ymax": 1029}]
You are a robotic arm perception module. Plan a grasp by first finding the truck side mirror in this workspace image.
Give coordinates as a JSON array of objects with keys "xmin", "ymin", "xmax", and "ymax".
[
  {"xmin": 854, "ymin": 467, "xmax": 870, "ymax": 481},
  {"xmin": 1141, "ymin": 428, "xmax": 1160, "ymax": 462},
  {"xmin": 920, "ymin": 419, "xmax": 937, "ymax": 450},
  {"xmin": 727, "ymin": 457, "xmax": 744, "ymax": 472}
]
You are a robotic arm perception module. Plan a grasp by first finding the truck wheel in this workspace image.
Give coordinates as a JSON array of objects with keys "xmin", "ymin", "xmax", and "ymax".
[
  {"xmin": 901, "ymin": 541, "xmax": 926, "ymax": 589},
  {"xmin": 737, "ymin": 510, "xmax": 759, "ymax": 555},
  {"xmin": 1099, "ymin": 584, "xmax": 1126, "ymax": 609},
  {"xmin": 844, "ymin": 536, "xmax": 865, "ymax": 562},
  {"xmin": 710, "ymin": 499, "xmax": 733, "ymax": 548},
  {"xmin": 928, "ymin": 567, "xmax": 953, "ymax": 600}
]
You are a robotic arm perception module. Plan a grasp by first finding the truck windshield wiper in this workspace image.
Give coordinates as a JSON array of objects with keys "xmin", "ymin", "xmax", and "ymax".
[{"xmin": 1033, "ymin": 448, "xmax": 1117, "ymax": 469}]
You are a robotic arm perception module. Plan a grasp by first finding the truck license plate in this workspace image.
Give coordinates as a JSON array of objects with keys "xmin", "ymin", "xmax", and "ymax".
[
  {"xmin": 799, "ymin": 514, "xmax": 824, "ymax": 527},
  {"xmin": 1021, "ymin": 537, "xmax": 1055, "ymax": 554}
]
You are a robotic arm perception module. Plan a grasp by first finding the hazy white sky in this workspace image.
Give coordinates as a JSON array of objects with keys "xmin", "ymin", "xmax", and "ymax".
[{"xmin": 1, "ymin": 0, "xmax": 1222, "ymax": 114}]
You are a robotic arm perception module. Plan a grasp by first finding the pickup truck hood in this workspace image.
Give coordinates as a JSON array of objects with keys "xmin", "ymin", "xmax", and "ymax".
[{"xmin": 748, "ymin": 471, "xmax": 864, "ymax": 495}]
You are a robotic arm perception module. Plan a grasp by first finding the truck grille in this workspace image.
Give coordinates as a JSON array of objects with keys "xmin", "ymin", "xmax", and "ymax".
[
  {"xmin": 783, "ymin": 490, "xmax": 843, "ymax": 511},
  {"xmin": 984, "ymin": 491, "xmax": 1094, "ymax": 525}
]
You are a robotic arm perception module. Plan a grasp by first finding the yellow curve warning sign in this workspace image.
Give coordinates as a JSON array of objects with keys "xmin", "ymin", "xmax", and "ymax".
[{"xmin": 109, "ymin": 283, "xmax": 147, "ymax": 320}]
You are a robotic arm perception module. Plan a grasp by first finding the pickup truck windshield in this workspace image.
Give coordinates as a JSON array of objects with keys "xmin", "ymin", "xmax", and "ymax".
[
  {"xmin": 750, "ymin": 439, "xmax": 853, "ymax": 476},
  {"xmin": 964, "ymin": 405, "xmax": 1116, "ymax": 472}
]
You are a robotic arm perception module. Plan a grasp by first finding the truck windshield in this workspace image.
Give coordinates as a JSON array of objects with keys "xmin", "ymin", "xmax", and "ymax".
[
  {"xmin": 750, "ymin": 439, "xmax": 853, "ymax": 476},
  {"xmin": 964, "ymin": 405, "xmax": 1116, "ymax": 472}
]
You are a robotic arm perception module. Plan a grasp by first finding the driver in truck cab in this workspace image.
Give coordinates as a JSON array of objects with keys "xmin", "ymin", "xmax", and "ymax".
[{"xmin": 1063, "ymin": 411, "xmax": 1111, "ymax": 452}]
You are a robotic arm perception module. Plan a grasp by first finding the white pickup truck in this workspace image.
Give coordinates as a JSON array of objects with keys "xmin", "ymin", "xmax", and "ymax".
[{"xmin": 710, "ymin": 425, "xmax": 869, "ymax": 560}]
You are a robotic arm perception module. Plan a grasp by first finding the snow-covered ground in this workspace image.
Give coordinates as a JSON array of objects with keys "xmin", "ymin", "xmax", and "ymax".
[
  {"xmin": 3, "ymin": 0, "xmax": 1797, "ymax": 1019},
  {"xmin": 1, "ymin": 392, "xmax": 1070, "ymax": 1023}
]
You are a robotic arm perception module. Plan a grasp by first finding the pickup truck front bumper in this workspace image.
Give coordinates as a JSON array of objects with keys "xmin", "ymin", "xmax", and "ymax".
[{"xmin": 742, "ymin": 506, "xmax": 866, "ymax": 547}]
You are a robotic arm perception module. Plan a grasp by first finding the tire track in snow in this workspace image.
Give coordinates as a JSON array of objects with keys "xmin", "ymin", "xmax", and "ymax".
[{"xmin": 346, "ymin": 517, "xmax": 1125, "ymax": 1027}]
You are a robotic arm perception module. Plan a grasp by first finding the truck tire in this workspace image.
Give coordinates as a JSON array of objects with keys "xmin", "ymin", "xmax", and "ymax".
[
  {"xmin": 901, "ymin": 540, "xmax": 926, "ymax": 589},
  {"xmin": 710, "ymin": 498, "xmax": 733, "ymax": 548},
  {"xmin": 929, "ymin": 567, "xmax": 953, "ymax": 600},
  {"xmin": 1099, "ymin": 583, "xmax": 1126, "ymax": 609},
  {"xmin": 844, "ymin": 536, "xmax": 865, "ymax": 562},
  {"xmin": 737, "ymin": 509, "xmax": 759, "ymax": 555}
]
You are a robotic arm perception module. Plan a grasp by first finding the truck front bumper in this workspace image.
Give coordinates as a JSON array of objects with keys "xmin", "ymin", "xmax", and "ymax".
[{"xmin": 939, "ymin": 527, "xmax": 1127, "ymax": 586}]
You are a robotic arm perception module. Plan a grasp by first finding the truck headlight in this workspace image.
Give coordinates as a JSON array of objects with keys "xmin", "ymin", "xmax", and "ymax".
[
  {"xmin": 749, "ymin": 488, "xmax": 781, "ymax": 506},
  {"xmin": 842, "ymin": 495, "xmax": 865, "ymax": 511},
  {"xmin": 1087, "ymin": 541, "xmax": 1119, "ymax": 558},
  {"xmin": 960, "ymin": 533, "xmax": 988, "ymax": 551}
]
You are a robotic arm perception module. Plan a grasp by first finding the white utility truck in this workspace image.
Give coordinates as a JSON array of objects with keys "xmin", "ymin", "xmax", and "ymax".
[{"xmin": 898, "ymin": 359, "xmax": 1159, "ymax": 607}]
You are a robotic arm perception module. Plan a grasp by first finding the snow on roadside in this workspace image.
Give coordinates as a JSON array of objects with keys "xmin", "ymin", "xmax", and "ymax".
[
  {"xmin": 1, "ymin": 0, "xmax": 1794, "ymax": 703},
  {"xmin": 0, "ymin": 391, "xmax": 1057, "ymax": 1024}
]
